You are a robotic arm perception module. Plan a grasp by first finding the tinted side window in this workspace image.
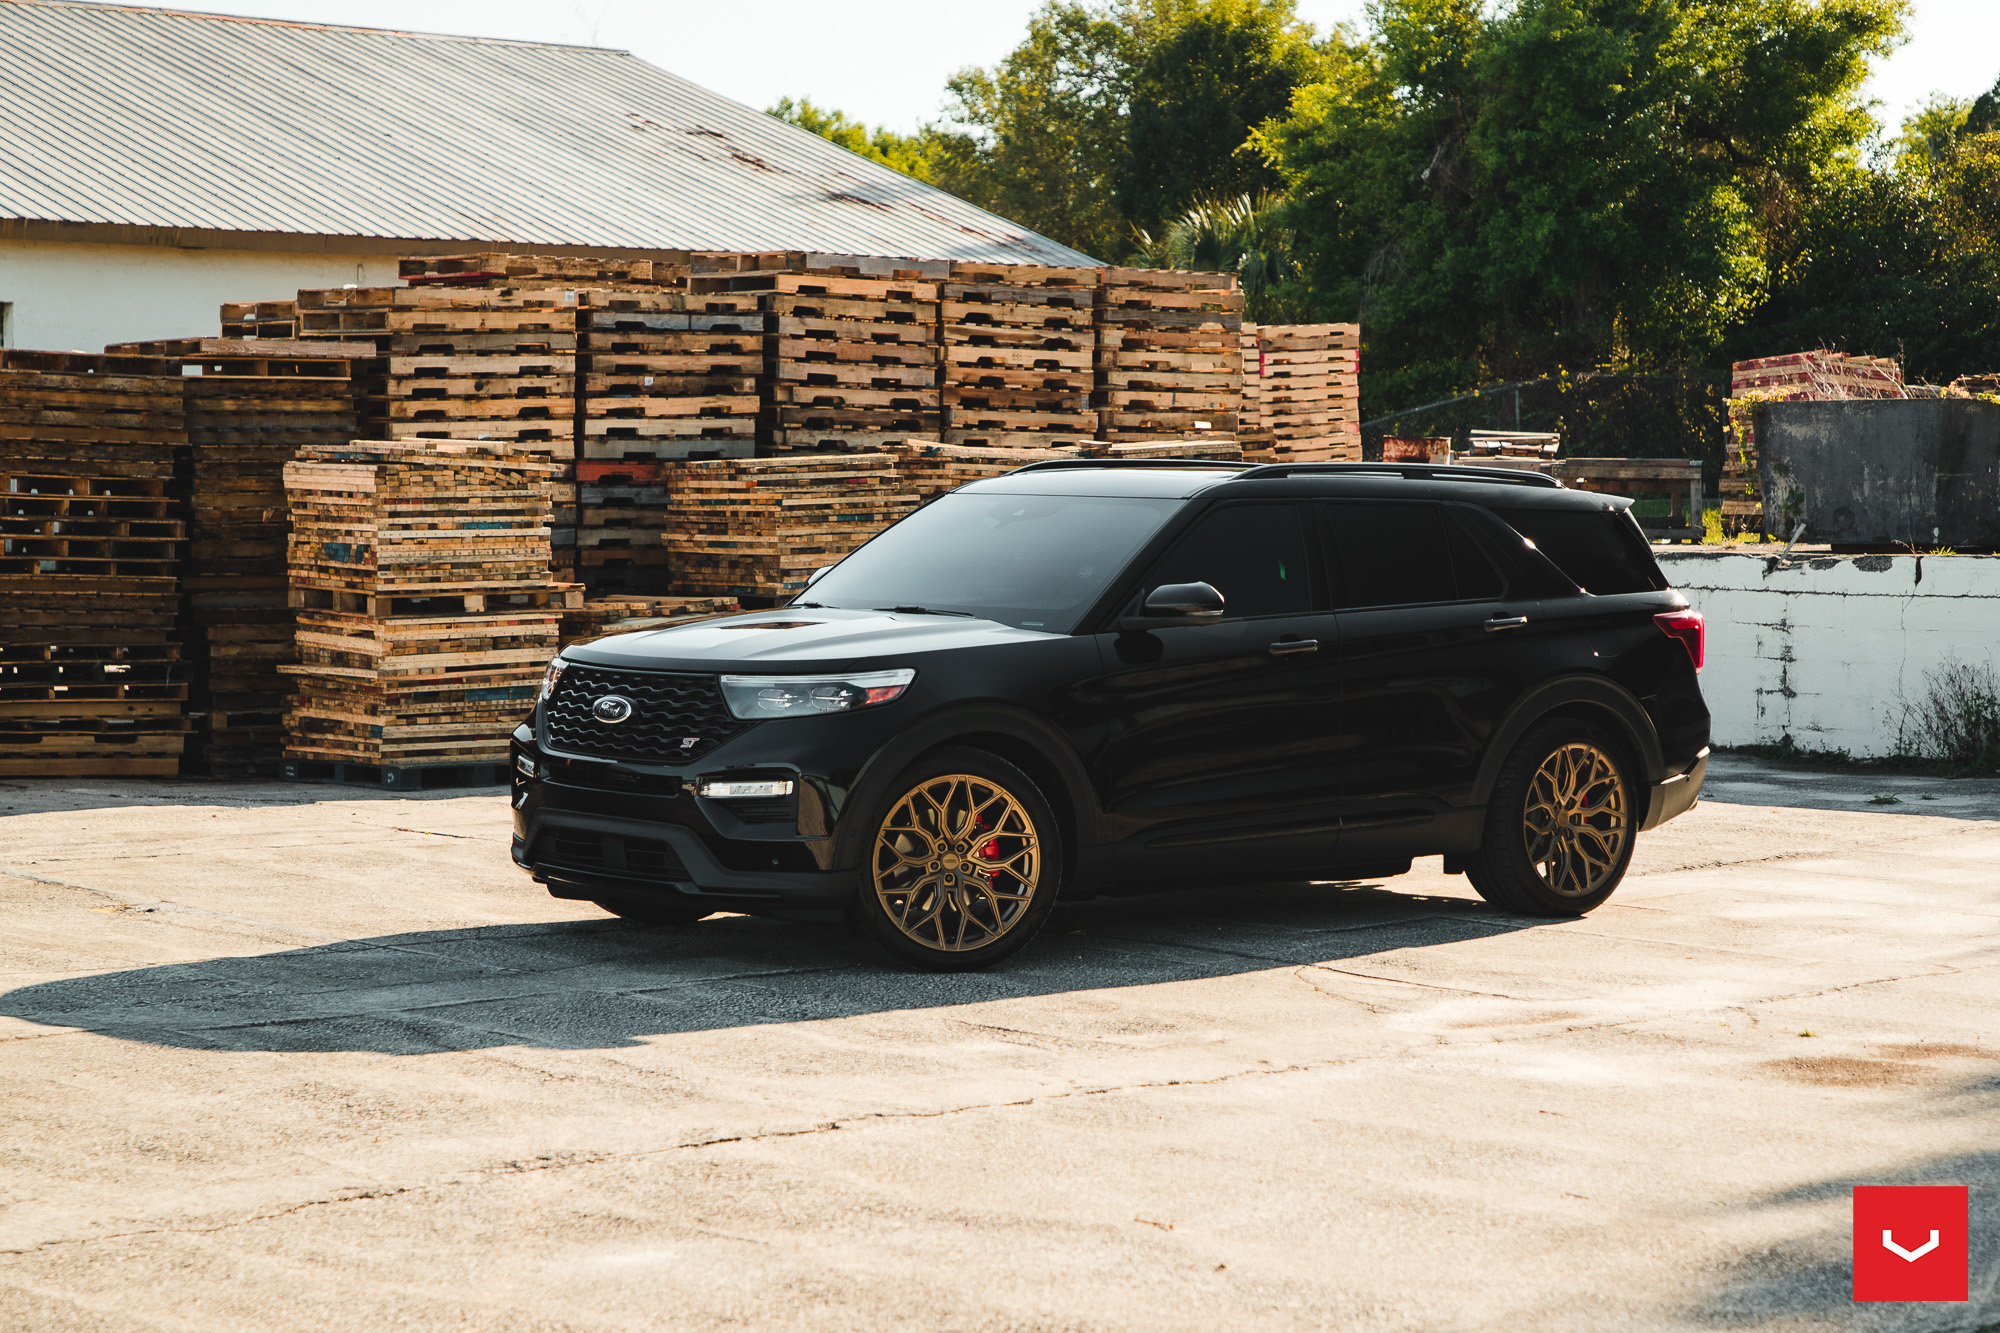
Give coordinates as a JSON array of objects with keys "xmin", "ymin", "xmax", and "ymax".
[
  {"xmin": 1445, "ymin": 509, "xmax": 1506, "ymax": 600},
  {"xmin": 1324, "ymin": 502, "xmax": 1457, "ymax": 607},
  {"xmin": 1144, "ymin": 503, "xmax": 1311, "ymax": 618},
  {"xmin": 1491, "ymin": 507, "xmax": 1668, "ymax": 594}
]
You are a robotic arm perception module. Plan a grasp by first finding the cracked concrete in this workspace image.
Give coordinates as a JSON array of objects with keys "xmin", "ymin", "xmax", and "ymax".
[{"xmin": 0, "ymin": 761, "xmax": 1996, "ymax": 1331}]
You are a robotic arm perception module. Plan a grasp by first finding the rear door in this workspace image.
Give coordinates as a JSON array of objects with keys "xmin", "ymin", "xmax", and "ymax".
[
  {"xmin": 1086, "ymin": 499, "xmax": 1343, "ymax": 878},
  {"xmin": 1320, "ymin": 500, "xmax": 1549, "ymax": 852}
]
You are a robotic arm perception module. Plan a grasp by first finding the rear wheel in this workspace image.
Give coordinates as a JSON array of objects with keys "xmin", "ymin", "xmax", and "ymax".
[
  {"xmin": 1466, "ymin": 719, "xmax": 1636, "ymax": 916},
  {"xmin": 849, "ymin": 748, "xmax": 1062, "ymax": 971},
  {"xmin": 591, "ymin": 896, "xmax": 715, "ymax": 926}
]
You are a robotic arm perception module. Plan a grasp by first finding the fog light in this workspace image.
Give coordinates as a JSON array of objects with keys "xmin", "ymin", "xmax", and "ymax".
[
  {"xmin": 514, "ymin": 754, "xmax": 538, "ymax": 779},
  {"xmin": 697, "ymin": 778, "xmax": 795, "ymax": 800}
]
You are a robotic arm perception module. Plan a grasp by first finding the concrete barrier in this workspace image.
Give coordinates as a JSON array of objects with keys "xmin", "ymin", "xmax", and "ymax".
[{"xmin": 1656, "ymin": 550, "xmax": 2000, "ymax": 755}]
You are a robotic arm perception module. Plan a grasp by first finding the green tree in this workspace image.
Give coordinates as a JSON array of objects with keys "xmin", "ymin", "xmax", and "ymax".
[
  {"xmin": 935, "ymin": 3, "xmax": 1144, "ymax": 260},
  {"xmin": 1254, "ymin": 0, "xmax": 1908, "ymax": 410},
  {"xmin": 1732, "ymin": 87, "xmax": 2000, "ymax": 384},
  {"xmin": 1117, "ymin": 0, "xmax": 1326, "ymax": 232},
  {"xmin": 766, "ymin": 96, "xmax": 947, "ymax": 183}
]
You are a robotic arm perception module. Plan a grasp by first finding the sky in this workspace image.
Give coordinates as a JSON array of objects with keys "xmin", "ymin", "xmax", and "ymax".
[{"xmin": 124, "ymin": 0, "xmax": 2000, "ymax": 138}]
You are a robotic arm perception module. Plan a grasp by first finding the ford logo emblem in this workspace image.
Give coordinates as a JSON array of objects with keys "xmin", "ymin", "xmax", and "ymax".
[{"xmin": 591, "ymin": 694, "xmax": 635, "ymax": 724}]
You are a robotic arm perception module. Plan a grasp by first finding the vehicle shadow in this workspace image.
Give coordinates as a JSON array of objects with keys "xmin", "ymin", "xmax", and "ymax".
[
  {"xmin": 0, "ymin": 776, "xmax": 507, "ymax": 816},
  {"xmin": 1682, "ymin": 1069, "xmax": 2000, "ymax": 1331},
  {"xmin": 0, "ymin": 878, "xmax": 1544, "ymax": 1055}
]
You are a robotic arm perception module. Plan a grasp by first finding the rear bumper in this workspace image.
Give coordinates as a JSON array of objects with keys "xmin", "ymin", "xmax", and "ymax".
[{"xmin": 1640, "ymin": 749, "xmax": 1707, "ymax": 832}]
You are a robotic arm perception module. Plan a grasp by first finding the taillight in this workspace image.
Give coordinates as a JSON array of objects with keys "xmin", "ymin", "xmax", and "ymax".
[{"xmin": 1654, "ymin": 609, "xmax": 1704, "ymax": 670}]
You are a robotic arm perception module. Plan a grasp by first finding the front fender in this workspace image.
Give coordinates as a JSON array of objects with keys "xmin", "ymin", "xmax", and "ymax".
[{"xmin": 830, "ymin": 703, "xmax": 1101, "ymax": 874}]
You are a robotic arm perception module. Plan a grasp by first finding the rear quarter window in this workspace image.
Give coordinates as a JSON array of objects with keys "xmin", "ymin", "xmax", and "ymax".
[{"xmin": 1491, "ymin": 507, "xmax": 1668, "ymax": 595}]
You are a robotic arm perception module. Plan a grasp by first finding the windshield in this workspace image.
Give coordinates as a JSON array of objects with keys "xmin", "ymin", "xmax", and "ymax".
[{"xmin": 800, "ymin": 491, "xmax": 1181, "ymax": 631}]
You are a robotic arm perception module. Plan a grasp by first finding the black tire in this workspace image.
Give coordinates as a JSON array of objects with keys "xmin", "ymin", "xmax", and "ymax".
[
  {"xmin": 1466, "ymin": 718, "xmax": 1638, "ymax": 916},
  {"xmin": 848, "ymin": 747, "xmax": 1063, "ymax": 971},
  {"xmin": 591, "ymin": 896, "xmax": 715, "ymax": 926}
]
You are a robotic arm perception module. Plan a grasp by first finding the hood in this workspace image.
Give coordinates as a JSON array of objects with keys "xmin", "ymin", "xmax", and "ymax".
[{"xmin": 560, "ymin": 607, "xmax": 1061, "ymax": 673}]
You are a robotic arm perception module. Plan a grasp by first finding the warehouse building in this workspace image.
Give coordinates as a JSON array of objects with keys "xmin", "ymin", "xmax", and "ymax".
[{"xmin": 0, "ymin": 0, "xmax": 1092, "ymax": 353}]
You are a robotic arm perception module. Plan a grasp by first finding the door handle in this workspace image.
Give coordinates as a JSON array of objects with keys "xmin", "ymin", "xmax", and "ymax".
[
  {"xmin": 1269, "ymin": 638, "xmax": 1319, "ymax": 656},
  {"xmin": 1483, "ymin": 616, "xmax": 1529, "ymax": 632}
]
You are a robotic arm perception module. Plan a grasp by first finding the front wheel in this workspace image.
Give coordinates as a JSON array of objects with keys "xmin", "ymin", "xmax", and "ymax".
[
  {"xmin": 1466, "ymin": 719, "xmax": 1637, "ymax": 916},
  {"xmin": 849, "ymin": 748, "xmax": 1063, "ymax": 971}
]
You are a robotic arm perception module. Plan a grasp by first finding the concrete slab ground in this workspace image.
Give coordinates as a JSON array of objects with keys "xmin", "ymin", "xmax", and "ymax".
[{"xmin": 0, "ymin": 758, "xmax": 1994, "ymax": 1332}]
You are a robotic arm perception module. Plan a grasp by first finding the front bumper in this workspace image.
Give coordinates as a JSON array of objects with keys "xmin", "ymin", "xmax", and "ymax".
[
  {"xmin": 1640, "ymin": 749, "xmax": 1707, "ymax": 832},
  {"xmin": 510, "ymin": 727, "xmax": 855, "ymax": 920}
]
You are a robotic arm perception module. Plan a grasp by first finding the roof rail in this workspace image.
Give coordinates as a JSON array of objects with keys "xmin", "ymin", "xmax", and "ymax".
[
  {"xmin": 1231, "ymin": 461, "xmax": 1564, "ymax": 489},
  {"xmin": 1004, "ymin": 458, "xmax": 1257, "ymax": 474}
]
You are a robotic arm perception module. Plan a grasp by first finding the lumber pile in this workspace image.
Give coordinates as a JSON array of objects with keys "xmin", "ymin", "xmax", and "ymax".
[
  {"xmin": 1725, "ymin": 352, "xmax": 1907, "ymax": 534},
  {"xmin": 280, "ymin": 441, "xmax": 567, "ymax": 775},
  {"xmin": 0, "ymin": 350, "xmax": 190, "ymax": 776},
  {"xmin": 1239, "ymin": 323, "xmax": 1360, "ymax": 462},
  {"xmin": 106, "ymin": 337, "xmax": 369, "ymax": 776},
  {"xmin": 754, "ymin": 272, "xmax": 943, "ymax": 454},
  {"xmin": 939, "ymin": 263, "xmax": 1097, "ymax": 449},
  {"xmin": 665, "ymin": 453, "xmax": 917, "ymax": 601},
  {"xmin": 1095, "ymin": 269, "xmax": 1243, "ymax": 444},
  {"xmin": 558, "ymin": 595, "xmax": 740, "ymax": 648}
]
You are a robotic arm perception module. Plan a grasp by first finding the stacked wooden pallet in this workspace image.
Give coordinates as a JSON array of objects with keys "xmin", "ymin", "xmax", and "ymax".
[
  {"xmin": 280, "ymin": 441, "xmax": 566, "ymax": 777},
  {"xmin": 0, "ymin": 350, "xmax": 190, "ymax": 775},
  {"xmin": 939, "ymin": 263, "xmax": 1097, "ymax": 449},
  {"xmin": 220, "ymin": 301, "xmax": 298, "ymax": 339},
  {"xmin": 1095, "ymin": 269, "xmax": 1243, "ymax": 443},
  {"xmin": 665, "ymin": 453, "xmax": 917, "ymax": 602},
  {"xmin": 105, "ymin": 337, "xmax": 369, "ymax": 777},
  {"xmin": 580, "ymin": 289, "xmax": 759, "ymax": 460},
  {"xmin": 1724, "ymin": 352, "xmax": 1906, "ymax": 533},
  {"xmin": 890, "ymin": 439, "xmax": 1085, "ymax": 503},
  {"xmin": 294, "ymin": 285, "xmax": 579, "ymax": 454},
  {"xmin": 757, "ymin": 273, "xmax": 942, "ymax": 453},
  {"xmin": 558, "ymin": 595, "xmax": 740, "ymax": 648},
  {"xmin": 1239, "ymin": 323, "xmax": 1360, "ymax": 462}
]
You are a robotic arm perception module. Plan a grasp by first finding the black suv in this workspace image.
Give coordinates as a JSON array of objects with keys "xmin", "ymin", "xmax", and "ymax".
[{"xmin": 511, "ymin": 462, "xmax": 1710, "ymax": 970}]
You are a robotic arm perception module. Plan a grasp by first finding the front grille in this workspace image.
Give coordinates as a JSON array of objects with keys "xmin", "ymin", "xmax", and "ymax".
[
  {"xmin": 542, "ymin": 664, "xmax": 744, "ymax": 762},
  {"xmin": 536, "ymin": 828, "xmax": 693, "ymax": 883}
]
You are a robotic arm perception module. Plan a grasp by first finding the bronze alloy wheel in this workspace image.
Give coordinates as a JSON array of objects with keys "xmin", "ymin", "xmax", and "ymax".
[
  {"xmin": 1521, "ymin": 740, "xmax": 1630, "ymax": 898},
  {"xmin": 871, "ymin": 773, "xmax": 1042, "ymax": 953}
]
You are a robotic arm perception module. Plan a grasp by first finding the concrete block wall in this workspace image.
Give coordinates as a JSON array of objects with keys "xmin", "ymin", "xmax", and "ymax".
[{"xmin": 1657, "ymin": 551, "xmax": 2000, "ymax": 756}]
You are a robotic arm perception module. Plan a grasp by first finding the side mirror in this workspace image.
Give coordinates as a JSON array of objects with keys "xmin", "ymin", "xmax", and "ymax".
[
  {"xmin": 1120, "ymin": 581, "xmax": 1226, "ymax": 630},
  {"xmin": 804, "ymin": 564, "xmax": 835, "ymax": 588}
]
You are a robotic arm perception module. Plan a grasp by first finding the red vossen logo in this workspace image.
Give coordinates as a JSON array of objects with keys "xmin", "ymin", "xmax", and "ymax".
[{"xmin": 1852, "ymin": 1186, "xmax": 1970, "ymax": 1301}]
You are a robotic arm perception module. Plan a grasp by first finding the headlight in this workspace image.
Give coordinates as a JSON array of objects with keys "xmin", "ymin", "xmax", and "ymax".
[
  {"xmin": 538, "ymin": 655, "xmax": 568, "ymax": 702},
  {"xmin": 719, "ymin": 669, "xmax": 915, "ymax": 720}
]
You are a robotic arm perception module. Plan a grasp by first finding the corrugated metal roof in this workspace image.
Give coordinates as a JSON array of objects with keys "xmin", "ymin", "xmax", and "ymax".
[{"xmin": 0, "ymin": 0, "xmax": 1098, "ymax": 264}]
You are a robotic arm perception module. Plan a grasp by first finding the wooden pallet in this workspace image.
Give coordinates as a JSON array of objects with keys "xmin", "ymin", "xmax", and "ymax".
[
  {"xmin": 664, "ymin": 453, "xmax": 918, "ymax": 597},
  {"xmin": 282, "ymin": 440, "xmax": 561, "ymax": 771},
  {"xmin": 0, "ymin": 363, "xmax": 191, "ymax": 779}
]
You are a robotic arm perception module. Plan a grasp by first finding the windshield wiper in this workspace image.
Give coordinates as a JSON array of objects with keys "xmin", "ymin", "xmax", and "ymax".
[
  {"xmin": 791, "ymin": 601, "xmax": 828, "ymax": 608},
  {"xmin": 874, "ymin": 605, "xmax": 976, "ymax": 618}
]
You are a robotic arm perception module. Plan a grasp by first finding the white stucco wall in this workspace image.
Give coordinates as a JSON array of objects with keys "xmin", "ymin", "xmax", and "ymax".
[
  {"xmin": 1657, "ymin": 550, "xmax": 2000, "ymax": 755},
  {"xmin": 0, "ymin": 238, "xmax": 402, "ymax": 352}
]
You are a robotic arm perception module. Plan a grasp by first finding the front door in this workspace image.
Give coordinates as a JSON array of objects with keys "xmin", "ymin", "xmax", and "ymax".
[{"xmin": 1085, "ymin": 500, "xmax": 1343, "ymax": 880}]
